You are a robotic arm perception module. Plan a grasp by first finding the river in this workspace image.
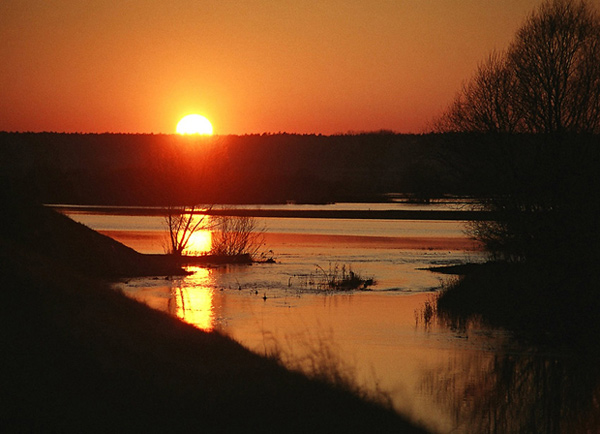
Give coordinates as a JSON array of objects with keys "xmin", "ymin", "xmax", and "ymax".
[{"xmin": 61, "ymin": 202, "xmax": 600, "ymax": 434}]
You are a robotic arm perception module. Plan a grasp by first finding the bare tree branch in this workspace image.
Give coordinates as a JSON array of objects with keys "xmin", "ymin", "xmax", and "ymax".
[
  {"xmin": 164, "ymin": 204, "xmax": 213, "ymax": 256},
  {"xmin": 436, "ymin": 0, "xmax": 600, "ymax": 135}
]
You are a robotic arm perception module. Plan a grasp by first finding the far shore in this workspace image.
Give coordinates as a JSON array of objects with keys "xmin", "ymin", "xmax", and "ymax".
[{"xmin": 50, "ymin": 204, "xmax": 494, "ymax": 221}]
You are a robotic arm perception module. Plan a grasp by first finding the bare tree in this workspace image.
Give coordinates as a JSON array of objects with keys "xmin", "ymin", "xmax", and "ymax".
[
  {"xmin": 435, "ymin": 0, "xmax": 600, "ymax": 263},
  {"xmin": 436, "ymin": 0, "xmax": 600, "ymax": 134},
  {"xmin": 210, "ymin": 214, "xmax": 265, "ymax": 259},
  {"xmin": 435, "ymin": 51, "xmax": 521, "ymax": 133},
  {"xmin": 509, "ymin": 0, "xmax": 600, "ymax": 134},
  {"xmin": 164, "ymin": 205, "xmax": 213, "ymax": 256}
]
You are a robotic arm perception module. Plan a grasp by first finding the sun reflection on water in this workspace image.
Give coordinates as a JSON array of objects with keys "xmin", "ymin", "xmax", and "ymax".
[
  {"xmin": 184, "ymin": 229, "xmax": 212, "ymax": 255},
  {"xmin": 170, "ymin": 267, "xmax": 216, "ymax": 331}
]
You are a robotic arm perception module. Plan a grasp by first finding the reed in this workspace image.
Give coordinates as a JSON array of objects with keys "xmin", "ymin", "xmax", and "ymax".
[{"xmin": 312, "ymin": 263, "xmax": 375, "ymax": 291}]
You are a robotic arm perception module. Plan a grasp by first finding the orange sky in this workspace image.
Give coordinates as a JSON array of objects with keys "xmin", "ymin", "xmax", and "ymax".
[{"xmin": 1, "ymin": 1, "xmax": 546, "ymax": 135}]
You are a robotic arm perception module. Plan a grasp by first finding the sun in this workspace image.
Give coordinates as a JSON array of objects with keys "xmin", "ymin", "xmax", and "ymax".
[{"xmin": 176, "ymin": 114, "xmax": 214, "ymax": 135}]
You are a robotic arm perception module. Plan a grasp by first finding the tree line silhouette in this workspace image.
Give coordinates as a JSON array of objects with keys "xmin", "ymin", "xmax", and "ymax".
[{"xmin": 0, "ymin": 131, "xmax": 484, "ymax": 206}]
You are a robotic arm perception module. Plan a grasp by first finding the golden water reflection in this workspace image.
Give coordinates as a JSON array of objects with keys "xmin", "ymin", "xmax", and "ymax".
[
  {"xmin": 184, "ymin": 229, "xmax": 212, "ymax": 255},
  {"xmin": 169, "ymin": 267, "xmax": 216, "ymax": 331},
  {"xmin": 116, "ymin": 270, "xmax": 600, "ymax": 433}
]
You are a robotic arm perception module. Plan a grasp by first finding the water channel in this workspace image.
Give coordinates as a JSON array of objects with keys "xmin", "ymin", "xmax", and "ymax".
[{"xmin": 62, "ymin": 202, "xmax": 600, "ymax": 433}]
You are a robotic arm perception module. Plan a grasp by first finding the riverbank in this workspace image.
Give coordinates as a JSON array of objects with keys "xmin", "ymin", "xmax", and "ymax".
[
  {"xmin": 434, "ymin": 261, "xmax": 600, "ymax": 352},
  {"xmin": 2, "ymin": 201, "xmax": 187, "ymax": 278},
  {"xmin": 0, "ymin": 202, "xmax": 426, "ymax": 432}
]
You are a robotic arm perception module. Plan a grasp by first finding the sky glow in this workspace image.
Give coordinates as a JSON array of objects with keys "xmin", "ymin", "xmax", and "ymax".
[{"xmin": 1, "ymin": 1, "xmax": 547, "ymax": 135}]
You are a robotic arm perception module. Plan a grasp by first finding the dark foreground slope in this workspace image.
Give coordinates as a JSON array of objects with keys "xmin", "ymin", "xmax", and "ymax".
[
  {"xmin": 0, "ymin": 200, "xmax": 185, "ymax": 278},
  {"xmin": 436, "ymin": 261, "xmax": 600, "ymax": 352},
  {"xmin": 0, "ymin": 203, "xmax": 426, "ymax": 433}
]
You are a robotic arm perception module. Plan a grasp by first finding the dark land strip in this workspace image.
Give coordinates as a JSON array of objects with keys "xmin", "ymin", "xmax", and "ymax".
[{"xmin": 51, "ymin": 204, "xmax": 493, "ymax": 221}]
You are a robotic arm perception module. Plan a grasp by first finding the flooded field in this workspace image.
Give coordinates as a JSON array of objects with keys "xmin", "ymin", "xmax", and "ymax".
[{"xmin": 63, "ymin": 203, "xmax": 600, "ymax": 433}]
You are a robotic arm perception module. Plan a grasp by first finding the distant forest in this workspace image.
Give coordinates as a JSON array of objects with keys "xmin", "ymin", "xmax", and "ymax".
[{"xmin": 1, "ymin": 132, "xmax": 597, "ymax": 205}]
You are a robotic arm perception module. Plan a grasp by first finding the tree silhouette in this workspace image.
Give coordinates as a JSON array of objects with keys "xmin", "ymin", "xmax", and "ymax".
[
  {"xmin": 210, "ymin": 213, "xmax": 264, "ymax": 259},
  {"xmin": 165, "ymin": 205, "xmax": 212, "ymax": 257},
  {"xmin": 434, "ymin": 0, "xmax": 600, "ymax": 264},
  {"xmin": 437, "ymin": 0, "xmax": 600, "ymax": 134},
  {"xmin": 436, "ymin": 52, "xmax": 520, "ymax": 133}
]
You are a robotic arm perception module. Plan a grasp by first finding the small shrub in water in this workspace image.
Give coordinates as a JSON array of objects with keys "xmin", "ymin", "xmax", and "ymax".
[{"xmin": 315, "ymin": 263, "xmax": 375, "ymax": 291}]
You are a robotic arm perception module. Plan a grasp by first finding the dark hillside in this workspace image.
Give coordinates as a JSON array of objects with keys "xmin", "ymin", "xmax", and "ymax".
[
  {"xmin": 0, "ymin": 199, "xmax": 183, "ymax": 277},
  {"xmin": 0, "ymin": 196, "xmax": 427, "ymax": 432},
  {"xmin": 0, "ymin": 245, "xmax": 426, "ymax": 432}
]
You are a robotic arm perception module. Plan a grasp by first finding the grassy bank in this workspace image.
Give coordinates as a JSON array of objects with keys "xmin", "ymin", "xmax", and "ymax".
[
  {"xmin": 1, "ymin": 200, "xmax": 186, "ymax": 278},
  {"xmin": 0, "ymin": 201, "xmax": 426, "ymax": 433},
  {"xmin": 434, "ymin": 262, "xmax": 600, "ymax": 352}
]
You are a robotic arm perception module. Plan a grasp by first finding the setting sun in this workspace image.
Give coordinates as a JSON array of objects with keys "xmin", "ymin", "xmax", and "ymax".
[{"xmin": 176, "ymin": 114, "xmax": 213, "ymax": 135}]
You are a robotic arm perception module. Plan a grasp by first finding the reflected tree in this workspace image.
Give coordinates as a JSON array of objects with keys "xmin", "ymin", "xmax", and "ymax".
[{"xmin": 421, "ymin": 343, "xmax": 600, "ymax": 434}]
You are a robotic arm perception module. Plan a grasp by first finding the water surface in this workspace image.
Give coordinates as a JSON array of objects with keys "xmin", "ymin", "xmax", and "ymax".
[{"xmin": 64, "ymin": 205, "xmax": 600, "ymax": 433}]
